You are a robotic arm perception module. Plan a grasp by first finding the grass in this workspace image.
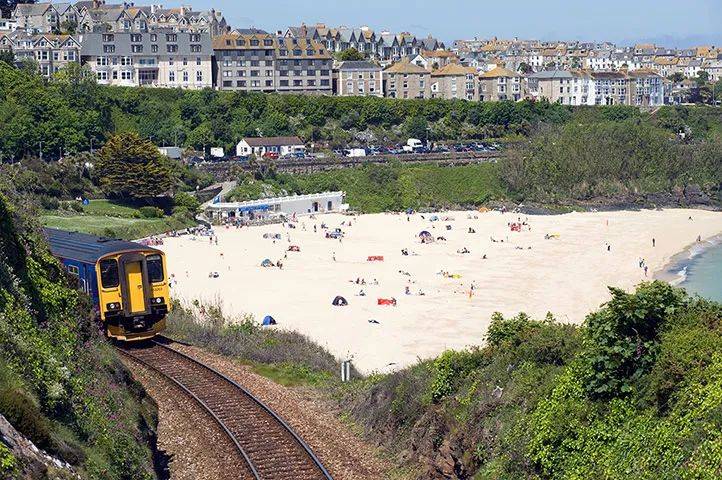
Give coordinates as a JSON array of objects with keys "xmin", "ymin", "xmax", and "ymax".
[
  {"xmin": 80, "ymin": 199, "xmax": 142, "ymax": 218},
  {"xmin": 40, "ymin": 199, "xmax": 196, "ymax": 239},
  {"xmin": 243, "ymin": 360, "xmax": 334, "ymax": 387},
  {"xmin": 41, "ymin": 214, "xmax": 194, "ymax": 240}
]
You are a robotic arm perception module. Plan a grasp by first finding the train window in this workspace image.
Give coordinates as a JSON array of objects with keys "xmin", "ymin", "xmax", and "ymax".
[
  {"xmin": 67, "ymin": 265, "xmax": 79, "ymax": 276},
  {"xmin": 147, "ymin": 255, "xmax": 164, "ymax": 283},
  {"xmin": 100, "ymin": 259, "xmax": 119, "ymax": 288}
]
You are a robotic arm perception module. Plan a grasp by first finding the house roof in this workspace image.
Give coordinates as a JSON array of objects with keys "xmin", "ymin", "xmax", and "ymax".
[
  {"xmin": 384, "ymin": 60, "xmax": 429, "ymax": 74},
  {"xmin": 479, "ymin": 66, "xmax": 518, "ymax": 78},
  {"xmin": 242, "ymin": 137, "xmax": 304, "ymax": 147},
  {"xmin": 529, "ymin": 70, "xmax": 574, "ymax": 79},
  {"xmin": 431, "ymin": 63, "xmax": 475, "ymax": 76},
  {"xmin": 81, "ymin": 31, "xmax": 212, "ymax": 56},
  {"xmin": 338, "ymin": 60, "xmax": 380, "ymax": 71}
]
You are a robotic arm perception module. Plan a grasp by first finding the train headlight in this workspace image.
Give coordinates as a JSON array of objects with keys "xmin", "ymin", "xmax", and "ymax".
[
  {"xmin": 106, "ymin": 302, "xmax": 121, "ymax": 311},
  {"xmin": 151, "ymin": 297, "xmax": 164, "ymax": 305}
]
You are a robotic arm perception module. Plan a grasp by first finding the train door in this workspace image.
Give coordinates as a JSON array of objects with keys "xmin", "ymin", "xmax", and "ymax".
[{"xmin": 124, "ymin": 260, "xmax": 146, "ymax": 313}]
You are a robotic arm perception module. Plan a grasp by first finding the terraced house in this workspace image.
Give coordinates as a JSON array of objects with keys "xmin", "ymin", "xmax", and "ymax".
[
  {"xmin": 334, "ymin": 60, "xmax": 383, "ymax": 97},
  {"xmin": 80, "ymin": 31, "xmax": 212, "ymax": 88},
  {"xmin": 383, "ymin": 60, "xmax": 430, "ymax": 99},
  {"xmin": 478, "ymin": 66, "xmax": 525, "ymax": 101},
  {"xmin": 430, "ymin": 63, "xmax": 478, "ymax": 100},
  {"xmin": 1, "ymin": 32, "xmax": 81, "ymax": 76},
  {"xmin": 11, "ymin": 2, "xmax": 80, "ymax": 33}
]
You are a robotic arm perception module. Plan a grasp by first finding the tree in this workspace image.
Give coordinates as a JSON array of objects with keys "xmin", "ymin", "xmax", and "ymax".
[
  {"xmin": 336, "ymin": 48, "xmax": 365, "ymax": 61},
  {"xmin": 0, "ymin": 0, "xmax": 35, "ymax": 18},
  {"xmin": 95, "ymin": 132, "xmax": 175, "ymax": 201},
  {"xmin": 518, "ymin": 62, "xmax": 533, "ymax": 74},
  {"xmin": 668, "ymin": 72, "xmax": 684, "ymax": 83},
  {"xmin": 404, "ymin": 116, "xmax": 429, "ymax": 140},
  {"xmin": 0, "ymin": 49, "xmax": 14, "ymax": 67},
  {"xmin": 695, "ymin": 71, "xmax": 710, "ymax": 87}
]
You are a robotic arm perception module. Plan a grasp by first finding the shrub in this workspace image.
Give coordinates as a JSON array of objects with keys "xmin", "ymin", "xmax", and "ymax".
[
  {"xmin": 39, "ymin": 195, "xmax": 60, "ymax": 210},
  {"xmin": 138, "ymin": 206, "xmax": 164, "ymax": 218},
  {"xmin": 173, "ymin": 191, "xmax": 201, "ymax": 213},
  {"xmin": 582, "ymin": 281, "xmax": 687, "ymax": 399}
]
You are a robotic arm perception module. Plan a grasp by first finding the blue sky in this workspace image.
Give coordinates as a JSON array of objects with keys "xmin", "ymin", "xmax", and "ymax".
[{"xmin": 189, "ymin": 0, "xmax": 722, "ymax": 47}]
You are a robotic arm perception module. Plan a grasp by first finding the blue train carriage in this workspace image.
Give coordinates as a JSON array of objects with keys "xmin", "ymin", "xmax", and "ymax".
[{"xmin": 44, "ymin": 228, "xmax": 170, "ymax": 341}]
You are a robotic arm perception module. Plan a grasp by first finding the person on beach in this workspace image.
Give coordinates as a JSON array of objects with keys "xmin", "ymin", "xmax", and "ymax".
[{"xmin": 652, "ymin": 238, "xmax": 656, "ymax": 247}]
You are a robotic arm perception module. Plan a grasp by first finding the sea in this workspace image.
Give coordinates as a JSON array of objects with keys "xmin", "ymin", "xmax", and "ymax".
[{"xmin": 662, "ymin": 236, "xmax": 722, "ymax": 302}]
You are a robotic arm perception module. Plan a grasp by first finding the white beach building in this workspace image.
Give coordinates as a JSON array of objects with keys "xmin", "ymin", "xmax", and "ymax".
[{"xmin": 205, "ymin": 191, "xmax": 347, "ymax": 222}]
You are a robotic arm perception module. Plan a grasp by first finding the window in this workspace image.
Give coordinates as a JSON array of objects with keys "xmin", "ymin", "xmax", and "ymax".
[
  {"xmin": 280, "ymin": 79, "xmax": 289, "ymax": 86},
  {"xmin": 223, "ymin": 80, "xmax": 232, "ymax": 87},
  {"xmin": 196, "ymin": 57, "xmax": 201, "ymax": 65},
  {"xmin": 307, "ymin": 79, "xmax": 316, "ymax": 86},
  {"xmin": 102, "ymin": 34, "xmax": 114, "ymax": 42},
  {"xmin": 167, "ymin": 44, "xmax": 178, "ymax": 53},
  {"xmin": 196, "ymin": 71, "xmax": 203, "ymax": 82},
  {"xmin": 130, "ymin": 34, "xmax": 142, "ymax": 42},
  {"xmin": 151, "ymin": 44, "xmax": 158, "ymax": 53},
  {"xmin": 190, "ymin": 44, "xmax": 201, "ymax": 53},
  {"xmin": 169, "ymin": 71, "xmax": 175, "ymax": 81},
  {"xmin": 190, "ymin": 33, "xmax": 201, "ymax": 42},
  {"xmin": 67, "ymin": 265, "xmax": 79, "ymax": 276},
  {"xmin": 151, "ymin": 34, "xmax": 157, "ymax": 42},
  {"xmin": 237, "ymin": 80, "xmax": 246, "ymax": 87},
  {"xmin": 166, "ymin": 34, "xmax": 177, "ymax": 42},
  {"xmin": 265, "ymin": 80, "xmax": 272, "ymax": 87},
  {"xmin": 131, "ymin": 44, "xmax": 143, "ymax": 53},
  {"xmin": 121, "ymin": 70, "xmax": 132, "ymax": 80},
  {"xmin": 146, "ymin": 255, "xmax": 164, "ymax": 283},
  {"xmin": 100, "ymin": 259, "xmax": 119, "ymax": 288},
  {"xmin": 182, "ymin": 57, "xmax": 187, "ymax": 66},
  {"xmin": 183, "ymin": 71, "xmax": 188, "ymax": 82},
  {"xmin": 103, "ymin": 45, "xmax": 115, "ymax": 53}
]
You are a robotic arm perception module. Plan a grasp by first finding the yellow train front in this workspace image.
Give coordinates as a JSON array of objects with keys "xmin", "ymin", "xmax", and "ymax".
[{"xmin": 45, "ymin": 228, "xmax": 170, "ymax": 341}]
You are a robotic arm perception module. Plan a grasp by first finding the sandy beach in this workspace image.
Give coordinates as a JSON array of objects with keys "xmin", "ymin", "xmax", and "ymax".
[{"xmin": 160, "ymin": 208, "xmax": 722, "ymax": 373}]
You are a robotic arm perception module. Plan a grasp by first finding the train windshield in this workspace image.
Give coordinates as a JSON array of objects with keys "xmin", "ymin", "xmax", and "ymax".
[
  {"xmin": 99, "ymin": 259, "xmax": 119, "ymax": 288},
  {"xmin": 147, "ymin": 254, "xmax": 164, "ymax": 283}
]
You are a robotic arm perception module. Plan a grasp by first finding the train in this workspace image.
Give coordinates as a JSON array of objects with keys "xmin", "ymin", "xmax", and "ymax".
[{"xmin": 44, "ymin": 228, "xmax": 170, "ymax": 341}]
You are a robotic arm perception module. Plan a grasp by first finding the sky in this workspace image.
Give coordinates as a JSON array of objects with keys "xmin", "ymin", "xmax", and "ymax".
[{"xmin": 188, "ymin": 0, "xmax": 722, "ymax": 48}]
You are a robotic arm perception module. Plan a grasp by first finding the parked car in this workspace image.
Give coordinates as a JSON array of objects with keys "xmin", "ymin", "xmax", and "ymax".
[{"xmin": 263, "ymin": 152, "xmax": 279, "ymax": 160}]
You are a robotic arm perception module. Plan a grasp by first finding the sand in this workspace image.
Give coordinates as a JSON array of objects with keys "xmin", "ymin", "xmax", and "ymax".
[{"xmin": 159, "ymin": 209, "xmax": 722, "ymax": 373}]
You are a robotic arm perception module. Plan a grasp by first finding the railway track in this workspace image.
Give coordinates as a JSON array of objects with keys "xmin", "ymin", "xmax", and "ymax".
[{"xmin": 118, "ymin": 338, "xmax": 333, "ymax": 480}]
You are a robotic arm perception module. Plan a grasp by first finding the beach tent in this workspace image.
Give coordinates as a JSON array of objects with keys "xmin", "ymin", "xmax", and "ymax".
[
  {"xmin": 288, "ymin": 245, "xmax": 300, "ymax": 252},
  {"xmin": 262, "ymin": 315, "xmax": 277, "ymax": 326},
  {"xmin": 430, "ymin": 215, "xmax": 439, "ymax": 222},
  {"xmin": 419, "ymin": 231, "xmax": 434, "ymax": 243},
  {"xmin": 406, "ymin": 208, "xmax": 414, "ymax": 215},
  {"xmin": 332, "ymin": 296, "xmax": 348, "ymax": 306},
  {"xmin": 261, "ymin": 258, "xmax": 274, "ymax": 267}
]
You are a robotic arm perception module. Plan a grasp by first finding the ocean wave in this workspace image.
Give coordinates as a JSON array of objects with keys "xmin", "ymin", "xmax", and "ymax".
[{"xmin": 670, "ymin": 266, "xmax": 688, "ymax": 286}]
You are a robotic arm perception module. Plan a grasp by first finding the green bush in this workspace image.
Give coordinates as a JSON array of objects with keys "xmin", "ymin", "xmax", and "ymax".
[
  {"xmin": 582, "ymin": 281, "xmax": 687, "ymax": 399},
  {"xmin": 0, "ymin": 442, "xmax": 17, "ymax": 479},
  {"xmin": 138, "ymin": 206, "xmax": 164, "ymax": 218},
  {"xmin": 39, "ymin": 195, "xmax": 60, "ymax": 210},
  {"xmin": 173, "ymin": 191, "xmax": 201, "ymax": 213}
]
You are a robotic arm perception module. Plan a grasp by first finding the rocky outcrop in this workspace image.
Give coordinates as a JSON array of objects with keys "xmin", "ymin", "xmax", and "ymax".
[{"xmin": 0, "ymin": 414, "xmax": 78, "ymax": 480}]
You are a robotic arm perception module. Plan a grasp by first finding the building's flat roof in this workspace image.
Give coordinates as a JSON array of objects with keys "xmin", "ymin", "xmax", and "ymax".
[{"xmin": 207, "ymin": 191, "xmax": 344, "ymax": 210}]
